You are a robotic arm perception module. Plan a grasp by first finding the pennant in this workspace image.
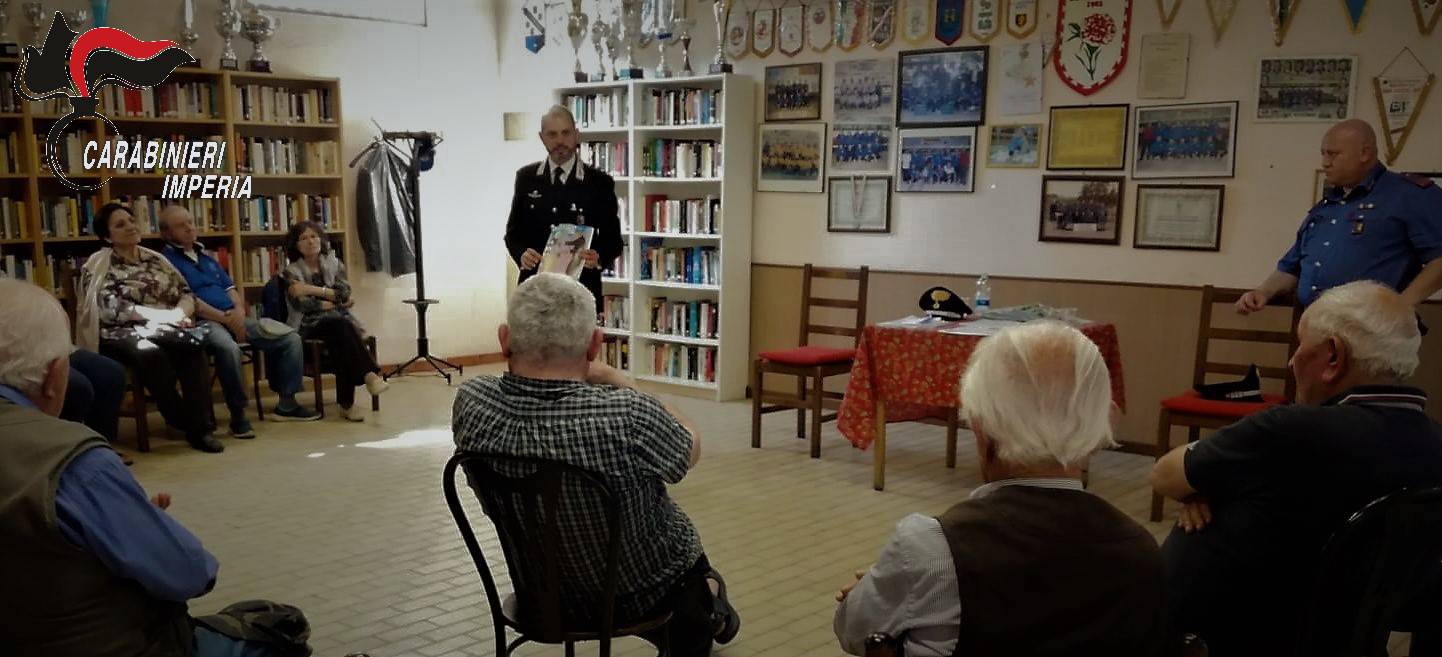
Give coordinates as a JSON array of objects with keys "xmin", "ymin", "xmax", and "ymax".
[
  {"xmin": 1268, "ymin": 0, "xmax": 1301, "ymax": 46},
  {"xmin": 1205, "ymin": 0, "xmax": 1237, "ymax": 42},
  {"xmin": 969, "ymin": 0, "xmax": 1001, "ymax": 41},
  {"xmin": 836, "ymin": 0, "xmax": 866, "ymax": 50},
  {"xmin": 900, "ymin": 0, "xmax": 932, "ymax": 43},
  {"xmin": 936, "ymin": 0, "xmax": 964, "ymax": 44},
  {"xmin": 522, "ymin": 2, "xmax": 546, "ymax": 53},
  {"xmin": 1412, "ymin": 0, "xmax": 1440, "ymax": 34},
  {"xmin": 808, "ymin": 1, "xmax": 835, "ymax": 51},
  {"xmin": 1054, "ymin": 0, "xmax": 1132, "ymax": 95},
  {"xmin": 1340, "ymin": 0, "xmax": 1368, "ymax": 32},
  {"xmin": 779, "ymin": 3, "xmax": 806, "ymax": 55},
  {"xmin": 724, "ymin": 4, "xmax": 751, "ymax": 60},
  {"xmin": 1156, "ymin": 0, "xmax": 1183, "ymax": 29},
  {"xmin": 1374, "ymin": 49, "xmax": 1435, "ymax": 164},
  {"xmin": 1007, "ymin": 0, "xmax": 1039, "ymax": 38},
  {"xmin": 753, "ymin": 6, "xmax": 777, "ymax": 56},
  {"xmin": 869, "ymin": 0, "xmax": 898, "ymax": 47}
]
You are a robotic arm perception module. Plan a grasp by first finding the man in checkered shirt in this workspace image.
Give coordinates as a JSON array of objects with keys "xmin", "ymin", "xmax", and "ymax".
[{"xmin": 452, "ymin": 273, "xmax": 739, "ymax": 656}]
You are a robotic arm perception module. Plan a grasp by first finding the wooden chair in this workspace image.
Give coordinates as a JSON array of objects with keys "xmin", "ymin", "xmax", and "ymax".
[
  {"xmin": 305, "ymin": 335, "xmax": 381, "ymax": 418},
  {"xmin": 1134, "ymin": 285, "xmax": 1302, "ymax": 521},
  {"xmin": 751, "ymin": 264, "xmax": 869, "ymax": 458},
  {"xmin": 204, "ymin": 342, "xmax": 266, "ymax": 424}
]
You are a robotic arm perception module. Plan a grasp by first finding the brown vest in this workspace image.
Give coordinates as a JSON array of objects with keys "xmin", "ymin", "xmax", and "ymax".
[
  {"xmin": 937, "ymin": 485, "xmax": 1172, "ymax": 657},
  {"xmin": 0, "ymin": 400, "xmax": 193, "ymax": 657}
]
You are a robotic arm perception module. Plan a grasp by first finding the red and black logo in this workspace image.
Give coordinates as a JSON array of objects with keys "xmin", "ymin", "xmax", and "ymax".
[{"xmin": 13, "ymin": 12, "xmax": 194, "ymax": 191}]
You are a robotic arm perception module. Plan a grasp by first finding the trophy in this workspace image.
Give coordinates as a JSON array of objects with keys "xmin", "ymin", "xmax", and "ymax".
[
  {"xmin": 708, "ymin": 0, "xmax": 731, "ymax": 74},
  {"xmin": 0, "ymin": 1, "xmax": 18, "ymax": 56},
  {"xmin": 23, "ymin": 1, "xmax": 42, "ymax": 47},
  {"xmin": 589, "ymin": 17, "xmax": 609, "ymax": 82},
  {"xmin": 178, "ymin": 0, "xmax": 200, "ymax": 67},
  {"xmin": 604, "ymin": 15, "xmax": 620, "ymax": 80},
  {"xmin": 617, "ymin": 0, "xmax": 643, "ymax": 79},
  {"xmin": 240, "ymin": 3, "xmax": 277, "ymax": 73},
  {"xmin": 565, "ymin": 0, "xmax": 588, "ymax": 83},
  {"xmin": 62, "ymin": 8, "xmax": 87, "ymax": 32},
  {"xmin": 653, "ymin": 0, "xmax": 674, "ymax": 79},
  {"xmin": 215, "ymin": 0, "xmax": 241, "ymax": 70},
  {"xmin": 673, "ymin": 2, "xmax": 694, "ymax": 77}
]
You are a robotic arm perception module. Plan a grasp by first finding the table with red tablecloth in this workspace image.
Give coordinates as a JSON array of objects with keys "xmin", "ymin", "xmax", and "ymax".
[{"xmin": 837, "ymin": 321, "xmax": 1127, "ymax": 490}]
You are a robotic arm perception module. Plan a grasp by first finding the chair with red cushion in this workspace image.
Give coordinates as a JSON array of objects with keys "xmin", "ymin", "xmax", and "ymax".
[
  {"xmin": 1129, "ymin": 285, "xmax": 1301, "ymax": 521},
  {"xmin": 751, "ymin": 264, "xmax": 869, "ymax": 458}
]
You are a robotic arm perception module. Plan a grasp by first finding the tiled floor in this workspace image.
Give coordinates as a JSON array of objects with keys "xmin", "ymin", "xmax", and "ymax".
[{"xmin": 128, "ymin": 366, "xmax": 1170, "ymax": 657}]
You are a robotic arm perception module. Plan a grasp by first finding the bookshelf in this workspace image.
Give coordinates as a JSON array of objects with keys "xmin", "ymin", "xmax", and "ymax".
[
  {"xmin": 555, "ymin": 74, "xmax": 755, "ymax": 401},
  {"xmin": 0, "ymin": 58, "xmax": 348, "ymax": 314}
]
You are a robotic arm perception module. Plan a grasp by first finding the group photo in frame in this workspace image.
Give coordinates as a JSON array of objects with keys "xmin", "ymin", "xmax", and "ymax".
[
  {"xmin": 1256, "ymin": 55, "xmax": 1358, "ymax": 122},
  {"xmin": 827, "ymin": 176, "xmax": 894, "ymax": 233},
  {"xmin": 757, "ymin": 122, "xmax": 827, "ymax": 193},
  {"xmin": 896, "ymin": 127, "xmax": 978, "ymax": 193},
  {"xmin": 1038, "ymin": 176, "xmax": 1125, "ymax": 244},
  {"xmin": 831, "ymin": 123, "xmax": 895, "ymax": 173},
  {"xmin": 1047, "ymin": 104, "xmax": 1129, "ymax": 171},
  {"xmin": 1133, "ymin": 184, "xmax": 1226, "ymax": 251},
  {"xmin": 896, "ymin": 46, "xmax": 989, "ymax": 128},
  {"xmin": 986, "ymin": 124, "xmax": 1042, "ymax": 168},
  {"xmin": 1133, "ymin": 101, "xmax": 1239, "ymax": 179},
  {"xmin": 765, "ymin": 62, "xmax": 824, "ymax": 121},
  {"xmin": 833, "ymin": 57, "xmax": 897, "ymax": 123}
]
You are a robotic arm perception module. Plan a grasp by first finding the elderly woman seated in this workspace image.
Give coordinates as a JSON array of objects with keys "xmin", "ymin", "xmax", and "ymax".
[
  {"xmin": 76, "ymin": 202, "xmax": 222, "ymax": 453},
  {"xmin": 281, "ymin": 220, "xmax": 388, "ymax": 421}
]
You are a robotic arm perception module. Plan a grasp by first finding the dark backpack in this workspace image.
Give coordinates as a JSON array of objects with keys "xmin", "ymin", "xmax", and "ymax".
[
  {"xmin": 193, "ymin": 599, "xmax": 312, "ymax": 657},
  {"xmin": 261, "ymin": 275, "xmax": 289, "ymax": 324}
]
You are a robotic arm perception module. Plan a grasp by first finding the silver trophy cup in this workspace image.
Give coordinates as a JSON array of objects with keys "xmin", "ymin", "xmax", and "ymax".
[
  {"xmin": 240, "ymin": 4, "xmax": 277, "ymax": 73},
  {"xmin": 566, "ymin": 0, "xmax": 588, "ymax": 83},
  {"xmin": 216, "ymin": 0, "xmax": 241, "ymax": 70},
  {"xmin": 709, "ymin": 0, "xmax": 731, "ymax": 74},
  {"xmin": 617, "ymin": 0, "xmax": 643, "ymax": 79},
  {"xmin": 0, "ymin": 1, "xmax": 18, "ymax": 56},
  {"xmin": 22, "ymin": 1, "xmax": 41, "ymax": 48},
  {"xmin": 590, "ymin": 18, "xmax": 609, "ymax": 82}
]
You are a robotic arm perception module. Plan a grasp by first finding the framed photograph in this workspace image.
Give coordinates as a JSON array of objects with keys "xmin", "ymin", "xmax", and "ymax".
[
  {"xmin": 1133, "ymin": 101, "xmax": 1239, "ymax": 179},
  {"xmin": 896, "ymin": 127, "xmax": 977, "ymax": 193},
  {"xmin": 986, "ymin": 124, "xmax": 1042, "ymax": 168},
  {"xmin": 896, "ymin": 46, "xmax": 989, "ymax": 128},
  {"xmin": 1047, "ymin": 104, "xmax": 1129, "ymax": 170},
  {"xmin": 765, "ymin": 62, "xmax": 823, "ymax": 121},
  {"xmin": 758, "ymin": 122, "xmax": 827, "ymax": 193},
  {"xmin": 1039, "ymin": 176, "xmax": 1125, "ymax": 244},
  {"xmin": 833, "ymin": 58, "xmax": 896, "ymax": 122},
  {"xmin": 1134, "ymin": 184, "xmax": 1225, "ymax": 251},
  {"xmin": 1256, "ymin": 55, "xmax": 1357, "ymax": 122},
  {"xmin": 831, "ymin": 123, "xmax": 894, "ymax": 173},
  {"xmin": 828, "ymin": 176, "xmax": 893, "ymax": 233}
]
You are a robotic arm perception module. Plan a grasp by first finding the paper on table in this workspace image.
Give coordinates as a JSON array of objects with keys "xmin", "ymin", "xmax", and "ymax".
[
  {"xmin": 939, "ymin": 318, "xmax": 1024, "ymax": 336},
  {"xmin": 878, "ymin": 315, "xmax": 945, "ymax": 328}
]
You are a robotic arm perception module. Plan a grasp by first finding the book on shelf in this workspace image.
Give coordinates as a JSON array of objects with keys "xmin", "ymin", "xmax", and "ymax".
[
  {"xmin": 1, "ymin": 199, "xmax": 28, "ymax": 240},
  {"xmin": 640, "ymin": 139, "xmax": 720, "ymax": 178},
  {"xmin": 646, "ymin": 87, "xmax": 721, "ymax": 126},
  {"xmin": 45, "ymin": 255, "xmax": 87, "ymax": 293},
  {"xmin": 244, "ymin": 245, "xmax": 288, "ymax": 283},
  {"xmin": 40, "ymin": 194, "xmax": 98, "ymax": 238},
  {"xmin": 617, "ymin": 195, "xmax": 631, "ymax": 232},
  {"xmin": 602, "ymin": 294, "xmax": 629, "ymax": 329},
  {"xmin": 579, "ymin": 140, "xmax": 628, "ymax": 177},
  {"xmin": 236, "ymin": 137, "xmax": 338, "ymax": 175},
  {"xmin": 650, "ymin": 343, "xmax": 717, "ymax": 383},
  {"xmin": 232, "ymin": 84, "xmax": 335, "ymax": 124},
  {"xmin": 603, "ymin": 244, "xmax": 629, "ymax": 280},
  {"xmin": 638, "ymin": 239, "xmax": 718, "ymax": 285},
  {"xmin": 98, "ymin": 81, "xmax": 222, "ymax": 120},
  {"xmin": 239, "ymin": 194, "xmax": 337, "ymax": 232},
  {"xmin": 0, "ymin": 71, "xmax": 19, "ymax": 113},
  {"xmin": 602, "ymin": 336, "xmax": 630, "ymax": 371},
  {"xmin": 37, "ymin": 97, "xmax": 70, "ymax": 115},
  {"xmin": 649, "ymin": 297, "xmax": 718, "ymax": 339},
  {"xmin": 122, "ymin": 196, "xmax": 220, "ymax": 234},
  {"xmin": 540, "ymin": 223, "xmax": 594, "ymax": 279},
  {"xmin": 35, "ymin": 133, "xmax": 94, "ymax": 176},
  {"xmin": 642, "ymin": 194, "xmax": 719, "ymax": 234},
  {"xmin": 1, "ymin": 254, "xmax": 36, "ymax": 282},
  {"xmin": 0, "ymin": 133, "xmax": 23, "ymax": 173},
  {"xmin": 563, "ymin": 90, "xmax": 628, "ymax": 129}
]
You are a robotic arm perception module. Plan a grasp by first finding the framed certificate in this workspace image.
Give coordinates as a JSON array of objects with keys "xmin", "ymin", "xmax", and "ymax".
[
  {"xmin": 1047, "ymin": 104, "xmax": 1129, "ymax": 170},
  {"xmin": 1134, "ymin": 184, "xmax": 1225, "ymax": 251},
  {"xmin": 828, "ymin": 176, "xmax": 893, "ymax": 233}
]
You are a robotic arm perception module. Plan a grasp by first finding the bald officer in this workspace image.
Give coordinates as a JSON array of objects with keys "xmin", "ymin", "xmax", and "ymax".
[
  {"xmin": 504, "ymin": 106, "xmax": 623, "ymax": 315},
  {"xmin": 1236, "ymin": 120, "xmax": 1442, "ymax": 317}
]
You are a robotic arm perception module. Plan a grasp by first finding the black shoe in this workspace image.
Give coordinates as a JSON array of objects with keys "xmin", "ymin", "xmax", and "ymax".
[
  {"xmin": 188, "ymin": 433, "xmax": 224, "ymax": 453},
  {"xmin": 707, "ymin": 568, "xmax": 740, "ymax": 644},
  {"xmin": 270, "ymin": 404, "xmax": 322, "ymax": 422},
  {"xmin": 229, "ymin": 417, "xmax": 256, "ymax": 439}
]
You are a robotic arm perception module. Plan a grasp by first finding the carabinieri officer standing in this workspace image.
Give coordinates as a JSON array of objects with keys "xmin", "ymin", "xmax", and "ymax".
[{"xmin": 504, "ymin": 105, "xmax": 624, "ymax": 315}]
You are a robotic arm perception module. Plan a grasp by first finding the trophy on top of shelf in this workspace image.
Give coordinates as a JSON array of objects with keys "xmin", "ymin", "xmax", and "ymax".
[
  {"xmin": 240, "ymin": 3, "xmax": 276, "ymax": 73},
  {"xmin": 215, "ymin": 0, "xmax": 241, "ymax": 70},
  {"xmin": 673, "ymin": 0, "xmax": 694, "ymax": 77},
  {"xmin": 589, "ymin": 16, "xmax": 609, "ymax": 82},
  {"xmin": 617, "ymin": 0, "xmax": 643, "ymax": 79},
  {"xmin": 0, "ymin": 1, "xmax": 19, "ymax": 57},
  {"xmin": 178, "ymin": 0, "xmax": 200, "ymax": 67},
  {"xmin": 23, "ymin": 1, "xmax": 44, "ymax": 47},
  {"xmin": 604, "ymin": 10, "xmax": 621, "ymax": 80},
  {"xmin": 653, "ymin": 0, "xmax": 674, "ymax": 79},
  {"xmin": 62, "ymin": 8, "xmax": 86, "ymax": 32},
  {"xmin": 566, "ymin": 0, "xmax": 588, "ymax": 83},
  {"xmin": 708, "ymin": 0, "xmax": 732, "ymax": 74}
]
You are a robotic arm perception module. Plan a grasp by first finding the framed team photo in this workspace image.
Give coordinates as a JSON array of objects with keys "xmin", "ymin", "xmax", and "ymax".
[
  {"xmin": 831, "ymin": 123, "xmax": 894, "ymax": 173},
  {"xmin": 1256, "ymin": 55, "xmax": 1357, "ymax": 122},
  {"xmin": 757, "ymin": 122, "xmax": 827, "ymax": 193},
  {"xmin": 896, "ymin": 46, "xmax": 989, "ymax": 128},
  {"xmin": 1133, "ymin": 101, "xmax": 1239, "ymax": 179},
  {"xmin": 765, "ymin": 62, "xmax": 823, "ymax": 121},
  {"xmin": 896, "ymin": 127, "xmax": 977, "ymax": 193},
  {"xmin": 986, "ymin": 124, "xmax": 1042, "ymax": 168},
  {"xmin": 1038, "ymin": 176, "xmax": 1125, "ymax": 245},
  {"xmin": 833, "ymin": 57, "xmax": 896, "ymax": 123},
  {"xmin": 828, "ymin": 176, "xmax": 893, "ymax": 233}
]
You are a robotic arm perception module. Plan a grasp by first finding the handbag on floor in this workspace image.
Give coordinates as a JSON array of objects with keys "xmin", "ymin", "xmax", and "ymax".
[{"xmin": 193, "ymin": 599, "xmax": 313, "ymax": 657}]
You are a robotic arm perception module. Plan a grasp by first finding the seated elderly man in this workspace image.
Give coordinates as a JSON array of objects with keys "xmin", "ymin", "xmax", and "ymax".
[
  {"xmin": 159, "ymin": 204, "xmax": 319, "ymax": 437},
  {"xmin": 0, "ymin": 278, "xmax": 299, "ymax": 656},
  {"xmin": 452, "ymin": 273, "xmax": 739, "ymax": 657},
  {"xmin": 1153, "ymin": 281, "xmax": 1442, "ymax": 656},
  {"xmin": 835, "ymin": 321, "xmax": 1171, "ymax": 657}
]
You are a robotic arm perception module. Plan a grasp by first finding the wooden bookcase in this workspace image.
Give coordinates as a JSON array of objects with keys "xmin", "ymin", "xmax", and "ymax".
[{"xmin": 555, "ymin": 74, "xmax": 755, "ymax": 401}]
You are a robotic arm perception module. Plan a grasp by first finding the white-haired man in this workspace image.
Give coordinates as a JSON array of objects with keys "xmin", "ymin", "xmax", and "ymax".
[
  {"xmin": 835, "ymin": 321, "xmax": 1171, "ymax": 657},
  {"xmin": 451, "ymin": 273, "xmax": 739, "ymax": 656},
  {"xmin": 1153, "ymin": 281, "xmax": 1442, "ymax": 656}
]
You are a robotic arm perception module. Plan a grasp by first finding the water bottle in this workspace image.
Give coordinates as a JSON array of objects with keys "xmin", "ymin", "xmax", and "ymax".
[{"xmin": 974, "ymin": 274, "xmax": 992, "ymax": 315}]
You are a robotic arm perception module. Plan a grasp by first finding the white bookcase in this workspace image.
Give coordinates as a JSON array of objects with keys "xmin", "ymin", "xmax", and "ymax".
[{"xmin": 555, "ymin": 74, "xmax": 755, "ymax": 401}]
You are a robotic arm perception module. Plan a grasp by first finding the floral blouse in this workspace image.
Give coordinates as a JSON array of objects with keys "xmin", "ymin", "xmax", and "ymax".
[{"xmin": 89, "ymin": 250, "xmax": 193, "ymax": 341}]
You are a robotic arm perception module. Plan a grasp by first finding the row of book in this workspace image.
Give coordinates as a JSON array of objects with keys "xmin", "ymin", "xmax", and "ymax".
[
  {"xmin": 0, "ymin": 133, "xmax": 24, "ymax": 173},
  {"xmin": 97, "ymin": 82, "xmax": 222, "ymax": 120},
  {"xmin": 601, "ymin": 337, "xmax": 631, "ymax": 371},
  {"xmin": 120, "ymin": 196, "xmax": 222, "ymax": 234},
  {"xmin": 604, "ymin": 245, "xmax": 630, "ymax": 280},
  {"xmin": 641, "ymin": 194, "xmax": 719, "ymax": 234},
  {"xmin": 563, "ymin": 91, "xmax": 627, "ymax": 129},
  {"xmin": 649, "ymin": 297, "xmax": 719, "ymax": 339},
  {"xmin": 601, "ymin": 294, "xmax": 629, "ymax": 330},
  {"xmin": 617, "ymin": 195, "xmax": 633, "ymax": 232},
  {"xmin": 37, "ymin": 133, "xmax": 95, "ymax": 176},
  {"xmin": 1, "ymin": 199, "xmax": 27, "ymax": 240},
  {"xmin": 236, "ymin": 138, "xmax": 339, "ymax": 175},
  {"xmin": 579, "ymin": 140, "xmax": 628, "ymax": 177},
  {"xmin": 40, "ymin": 195, "xmax": 99, "ymax": 238},
  {"xmin": 644, "ymin": 88, "xmax": 721, "ymax": 126},
  {"xmin": 650, "ymin": 344, "xmax": 717, "ymax": 383},
  {"xmin": 640, "ymin": 139, "xmax": 720, "ymax": 178},
  {"xmin": 239, "ymin": 194, "xmax": 339, "ymax": 232},
  {"xmin": 47, "ymin": 255, "xmax": 87, "ymax": 293},
  {"xmin": 110, "ymin": 134, "xmax": 226, "ymax": 174},
  {"xmin": 233, "ymin": 85, "xmax": 336, "ymax": 124},
  {"xmin": 639, "ymin": 242, "xmax": 719, "ymax": 285},
  {"xmin": 244, "ymin": 245, "xmax": 289, "ymax": 284},
  {"xmin": 0, "ymin": 72, "xmax": 19, "ymax": 113},
  {"xmin": 1, "ymin": 255, "xmax": 36, "ymax": 282}
]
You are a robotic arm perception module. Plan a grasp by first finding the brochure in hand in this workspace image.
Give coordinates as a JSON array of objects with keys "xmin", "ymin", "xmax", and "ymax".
[{"xmin": 540, "ymin": 223, "xmax": 595, "ymax": 279}]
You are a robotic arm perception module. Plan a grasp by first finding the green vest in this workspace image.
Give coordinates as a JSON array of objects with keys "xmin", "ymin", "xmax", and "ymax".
[{"xmin": 0, "ymin": 399, "xmax": 193, "ymax": 657}]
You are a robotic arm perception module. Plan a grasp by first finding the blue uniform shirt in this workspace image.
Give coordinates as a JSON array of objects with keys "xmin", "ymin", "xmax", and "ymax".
[
  {"xmin": 1278, "ymin": 164, "xmax": 1442, "ymax": 306},
  {"xmin": 163, "ymin": 242, "xmax": 236, "ymax": 312}
]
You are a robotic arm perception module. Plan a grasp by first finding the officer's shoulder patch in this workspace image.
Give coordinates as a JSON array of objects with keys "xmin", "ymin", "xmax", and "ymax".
[{"xmin": 1402, "ymin": 173, "xmax": 1438, "ymax": 189}]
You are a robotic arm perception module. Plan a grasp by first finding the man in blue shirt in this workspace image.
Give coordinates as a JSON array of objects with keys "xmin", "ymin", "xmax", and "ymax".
[
  {"xmin": 1237, "ymin": 119, "xmax": 1442, "ymax": 316},
  {"xmin": 159, "ymin": 206, "xmax": 319, "ymax": 437}
]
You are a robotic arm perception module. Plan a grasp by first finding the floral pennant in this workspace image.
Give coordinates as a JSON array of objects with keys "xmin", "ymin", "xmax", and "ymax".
[{"xmin": 1054, "ymin": 0, "xmax": 1133, "ymax": 96}]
